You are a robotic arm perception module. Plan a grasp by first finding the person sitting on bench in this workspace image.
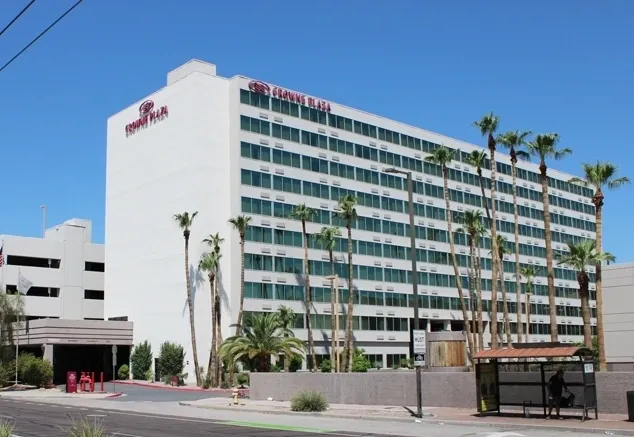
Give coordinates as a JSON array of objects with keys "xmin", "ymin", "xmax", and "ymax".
[{"xmin": 547, "ymin": 369, "xmax": 568, "ymax": 419}]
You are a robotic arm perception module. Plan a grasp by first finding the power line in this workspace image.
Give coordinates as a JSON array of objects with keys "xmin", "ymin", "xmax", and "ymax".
[
  {"xmin": 0, "ymin": 0, "xmax": 37, "ymax": 38},
  {"xmin": 0, "ymin": 0, "xmax": 84, "ymax": 74}
]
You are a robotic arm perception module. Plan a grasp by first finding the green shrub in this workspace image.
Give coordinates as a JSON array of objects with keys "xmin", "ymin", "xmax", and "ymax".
[
  {"xmin": 351, "ymin": 349, "xmax": 371, "ymax": 373},
  {"xmin": 65, "ymin": 416, "xmax": 107, "ymax": 437},
  {"xmin": 0, "ymin": 420, "xmax": 15, "ymax": 437},
  {"xmin": 289, "ymin": 355, "xmax": 303, "ymax": 372},
  {"xmin": 399, "ymin": 358, "xmax": 413, "ymax": 369},
  {"xmin": 144, "ymin": 369, "xmax": 153, "ymax": 382},
  {"xmin": 0, "ymin": 360, "xmax": 16, "ymax": 387},
  {"xmin": 130, "ymin": 340, "xmax": 153, "ymax": 380},
  {"xmin": 157, "ymin": 342, "xmax": 184, "ymax": 378},
  {"xmin": 373, "ymin": 361, "xmax": 382, "ymax": 370},
  {"xmin": 290, "ymin": 390, "xmax": 328, "ymax": 412},
  {"xmin": 202, "ymin": 372, "xmax": 212, "ymax": 389},
  {"xmin": 237, "ymin": 372, "xmax": 249, "ymax": 387},
  {"xmin": 117, "ymin": 364, "xmax": 129, "ymax": 380},
  {"xmin": 18, "ymin": 353, "xmax": 52, "ymax": 387},
  {"xmin": 270, "ymin": 363, "xmax": 282, "ymax": 372},
  {"xmin": 319, "ymin": 359, "xmax": 332, "ymax": 373}
]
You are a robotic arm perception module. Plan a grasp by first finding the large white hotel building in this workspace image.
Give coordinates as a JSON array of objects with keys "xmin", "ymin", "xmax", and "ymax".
[{"xmin": 105, "ymin": 60, "xmax": 596, "ymax": 377}]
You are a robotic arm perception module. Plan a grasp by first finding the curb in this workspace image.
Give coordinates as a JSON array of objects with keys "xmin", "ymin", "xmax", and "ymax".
[
  {"xmin": 117, "ymin": 381, "xmax": 232, "ymax": 393},
  {"xmin": 178, "ymin": 402, "xmax": 634, "ymax": 436},
  {"xmin": 106, "ymin": 393, "xmax": 124, "ymax": 398}
]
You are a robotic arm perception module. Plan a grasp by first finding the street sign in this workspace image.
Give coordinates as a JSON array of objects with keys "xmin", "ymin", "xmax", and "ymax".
[
  {"xmin": 111, "ymin": 345, "xmax": 118, "ymax": 355},
  {"xmin": 412, "ymin": 330, "xmax": 426, "ymax": 367},
  {"xmin": 112, "ymin": 345, "xmax": 118, "ymax": 366}
]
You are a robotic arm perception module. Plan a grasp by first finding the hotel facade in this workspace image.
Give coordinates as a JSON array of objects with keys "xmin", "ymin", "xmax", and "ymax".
[{"xmin": 105, "ymin": 60, "xmax": 596, "ymax": 378}]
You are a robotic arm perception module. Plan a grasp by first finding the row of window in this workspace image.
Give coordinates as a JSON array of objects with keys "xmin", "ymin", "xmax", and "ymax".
[
  {"xmin": 244, "ymin": 282, "xmax": 597, "ymax": 317},
  {"xmin": 241, "ymin": 140, "xmax": 594, "ymax": 220},
  {"xmin": 241, "ymin": 196, "xmax": 579, "ymax": 261},
  {"xmin": 5, "ymin": 286, "xmax": 104, "ymax": 300},
  {"xmin": 243, "ymin": 253, "xmax": 594, "ymax": 296},
  {"xmin": 244, "ymin": 225, "xmax": 592, "ymax": 283},
  {"xmin": 497, "ymin": 322, "xmax": 597, "ymax": 337},
  {"xmin": 3, "ymin": 255, "xmax": 105, "ymax": 272},
  {"xmin": 240, "ymin": 92, "xmax": 593, "ymax": 201},
  {"xmin": 241, "ymin": 168, "xmax": 594, "ymax": 235}
]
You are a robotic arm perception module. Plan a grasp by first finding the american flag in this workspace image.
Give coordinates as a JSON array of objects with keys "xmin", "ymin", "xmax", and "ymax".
[{"xmin": 0, "ymin": 242, "xmax": 4, "ymax": 267}]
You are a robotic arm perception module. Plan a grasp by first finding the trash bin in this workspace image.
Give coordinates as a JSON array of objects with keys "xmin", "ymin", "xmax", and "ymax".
[{"xmin": 628, "ymin": 391, "xmax": 634, "ymax": 422}]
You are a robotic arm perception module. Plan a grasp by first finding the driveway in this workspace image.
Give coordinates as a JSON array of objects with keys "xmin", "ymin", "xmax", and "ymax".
[{"xmin": 59, "ymin": 383, "xmax": 229, "ymax": 402}]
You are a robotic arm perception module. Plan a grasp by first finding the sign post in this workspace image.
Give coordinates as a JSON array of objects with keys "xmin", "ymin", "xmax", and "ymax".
[
  {"xmin": 413, "ymin": 329, "xmax": 426, "ymax": 367},
  {"xmin": 111, "ymin": 345, "xmax": 118, "ymax": 393}
]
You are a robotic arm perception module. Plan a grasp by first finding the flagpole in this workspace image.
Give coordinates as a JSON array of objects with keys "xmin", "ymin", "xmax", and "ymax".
[
  {"xmin": 41, "ymin": 205, "xmax": 46, "ymax": 237},
  {"xmin": 15, "ymin": 267, "xmax": 19, "ymax": 386}
]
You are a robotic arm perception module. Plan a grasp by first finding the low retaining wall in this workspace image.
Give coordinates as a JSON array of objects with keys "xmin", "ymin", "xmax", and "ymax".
[{"xmin": 249, "ymin": 371, "xmax": 634, "ymax": 414}]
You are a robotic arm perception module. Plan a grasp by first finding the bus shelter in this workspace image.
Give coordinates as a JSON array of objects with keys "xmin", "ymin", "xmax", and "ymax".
[{"xmin": 473, "ymin": 343, "xmax": 598, "ymax": 421}]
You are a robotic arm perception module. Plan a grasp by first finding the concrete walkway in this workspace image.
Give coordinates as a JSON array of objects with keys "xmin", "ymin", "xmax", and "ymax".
[
  {"xmin": 117, "ymin": 379, "xmax": 237, "ymax": 393},
  {"xmin": 0, "ymin": 388, "xmax": 121, "ymax": 399}
]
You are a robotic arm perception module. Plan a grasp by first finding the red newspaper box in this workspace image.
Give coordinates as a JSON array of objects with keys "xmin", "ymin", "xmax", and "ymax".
[{"xmin": 66, "ymin": 371, "xmax": 77, "ymax": 393}]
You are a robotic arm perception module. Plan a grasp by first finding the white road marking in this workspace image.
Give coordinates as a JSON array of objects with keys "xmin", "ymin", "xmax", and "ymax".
[
  {"xmin": 479, "ymin": 433, "xmax": 525, "ymax": 437},
  {"xmin": 112, "ymin": 433, "xmax": 145, "ymax": 437}
]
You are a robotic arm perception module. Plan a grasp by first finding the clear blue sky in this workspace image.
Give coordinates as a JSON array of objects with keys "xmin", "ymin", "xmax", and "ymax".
[{"xmin": 1, "ymin": 1, "xmax": 632, "ymax": 261}]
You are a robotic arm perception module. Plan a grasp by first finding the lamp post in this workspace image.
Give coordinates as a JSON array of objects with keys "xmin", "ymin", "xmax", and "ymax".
[
  {"xmin": 326, "ymin": 274, "xmax": 340, "ymax": 372},
  {"xmin": 383, "ymin": 167, "xmax": 422, "ymax": 418}
]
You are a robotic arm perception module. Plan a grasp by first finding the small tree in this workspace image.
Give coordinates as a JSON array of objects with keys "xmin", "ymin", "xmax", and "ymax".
[
  {"xmin": 157, "ymin": 342, "xmax": 185, "ymax": 380},
  {"xmin": 130, "ymin": 340, "xmax": 153, "ymax": 380}
]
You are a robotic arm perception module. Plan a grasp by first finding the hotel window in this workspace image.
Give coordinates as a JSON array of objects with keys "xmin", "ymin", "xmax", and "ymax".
[{"xmin": 240, "ymin": 89, "xmax": 270, "ymax": 110}]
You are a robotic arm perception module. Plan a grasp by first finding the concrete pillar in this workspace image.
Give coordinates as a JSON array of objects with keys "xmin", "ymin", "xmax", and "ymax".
[{"xmin": 43, "ymin": 344, "xmax": 54, "ymax": 363}]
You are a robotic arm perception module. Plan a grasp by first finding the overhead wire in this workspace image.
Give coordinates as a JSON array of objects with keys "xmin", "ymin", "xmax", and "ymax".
[
  {"xmin": 0, "ymin": 0, "xmax": 84, "ymax": 74},
  {"xmin": 0, "ymin": 0, "xmax": 37, "ymax": 38}
]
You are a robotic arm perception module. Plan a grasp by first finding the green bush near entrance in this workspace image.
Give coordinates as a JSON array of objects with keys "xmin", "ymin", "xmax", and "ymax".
[
  {"xmin": 157, "ymin": 342, "xmax": 185, "ymax": 382},
  {"xmin": 130, "ymin": 340, "xmax": 153, "ymax": 380},
  {"xmin": 117, "ymin": 364, "xmax": 130, "ymax": 380},
  {"xmin": 17, "ymin": 353, "xmax": 53, "ymax": 388}
]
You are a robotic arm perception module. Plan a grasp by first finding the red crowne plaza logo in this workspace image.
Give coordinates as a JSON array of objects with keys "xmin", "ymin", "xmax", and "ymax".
[
  {"xmin": 125, "ymin": 100, "xmax": 169, "ymax": 136},
  {"xmin": 248, "ymin": 80, "xmax": 270, "ymax": 95}
]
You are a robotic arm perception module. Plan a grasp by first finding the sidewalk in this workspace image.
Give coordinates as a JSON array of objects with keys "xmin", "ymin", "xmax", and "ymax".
[
  {"xmin": 181, "ymin": 397, "xmax": 634, "ymax": 435},
  {"xmin": 117, "ymin": 379, "xmax": 235, "ymax": 393},
  {"xmin": 0, "ymin": 388, "xmax": 121, "ymax": 399}
]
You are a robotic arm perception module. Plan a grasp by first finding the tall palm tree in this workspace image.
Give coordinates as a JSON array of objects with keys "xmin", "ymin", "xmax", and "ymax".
[
  {"xmin": 457, "ymin": 209, "xmax": 486, "ymax": 351},
  {"xmin": 556, "ymin": 240, "xmax": 615, "ymax": 348},
  {"xmin": 173, "ymin": 211, "xmax": 202, "ymax": 386},
  {"xmin": 492, "ymin": 235, "xmax": 513, "ymax": 348},
  {"xmin": 228, "ymin": 215, "xmax": 252, "ymax": 335},
  {"xmin": 497, "ymin": 130, "xmax": 531, "ymax": 343},
  {"xmin": 334, "ymin": 194, "xmax": 358, "ymax": 372},
  {"xmin": 198, "ymin": 251, "xmax": 220, "ymax": 384},
  {"xmin": 219, "ymin": 312, "xmax": 305, "ymax": 372},
  {"xmin": 569, "ymin": 162, "xmax": 630, "ymax": 370},
  {"xmin": 425, "ymin": 146, "xmax": 475, "ymax": 356},
  {"xmin": 276, "ymin": 305, "xmax": 296, "ymax": 372},
  {"xmin": 518, "ymin": 266, "xmax": 537, "ymax": 342},
  {"xmin": 525, "ymin": 134, "xmax": 572, "ymax": 342},
  {"xmin": 473, "ymin": 112, "xmax": 501, "ymax": 349},
  {"xmin": 203, "ymin": 233, "xmax": 224, "ymax": 385},
  {"xmin": 290, "ymin": 204, "xmax": 317, "ymax": 371},
  {"xmin": 317, "ymin": 226, "xmax": 342, "ymax": 369},
  {"xmin": 465, "ymin": 150, "xmax": 491, "ymax": 220}
]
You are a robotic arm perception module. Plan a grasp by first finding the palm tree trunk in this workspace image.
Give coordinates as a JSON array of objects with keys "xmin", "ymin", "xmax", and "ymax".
[
  {"xmin": 539, "ymin": 162, "xmax": 558, "ymax": 342},
  {"xmin": 344, "ymin": 225, "xmax": 355, "ymax": 373},
  {"xmin": 595, "ymin": 200, "xmax": 607, "ymax": 371},
  {"xmin": 525, "ymin": 290, "xmax": 531, "ymax": 343},
  {"xmin": 469, "ymin": 239, "xmax": 478, "ymax": 351},
  {"xmin": 236, "ymin": 237, "xmax": 246, "ymax": 335},
  {"xmin": 476, "ymin": 245, "xmax": 484, "ymax": 351},
  {"xmin": 578, "ymin": 272, "xmax": 592, "ymax": 348},
  {"xmin": 184, "ymin": 236, "xmax": 201, "ymax": 386},
  {"xmin": 511, "ymin": 162, "xmax": 523, "ymax": 343},
  {"xmin": 302, "ymin": 220, "xmax": 316, "ymax": 371},
  {"xmin": 488, "ymin": 138, "xmax": 500, "ymax": 349},
  {"xmin": 329, "ymin": 250, "xmax": 336, "ymax": 371},
  {"xmin": 208, "ymin": 275, "xmax": 216, "ymax": 385},
  {"xmin": 442, "ymin": 167, "xmax": 475, "ymax": 357},
  {"xmin": 478, "ymin": 170, "xmax": 491, "ymax": 221},
  {"xmin": 499, "ymin": 265, "xmax": 513, "ymax": 348},
  {"xmin": 215, "ymin": 274, "xmax": 222, "ymax": 387}
]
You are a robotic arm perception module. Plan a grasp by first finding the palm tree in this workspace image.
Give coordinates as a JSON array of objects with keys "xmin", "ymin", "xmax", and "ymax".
[
  {"xmin": 465, "ymin": 150, "xmax": 491, "ymax": 220},
  {"xmin": 173, "ymin": 211, "xmax": 202, "ymax": 386},
  {"xmin": 556, "ymin": 240, "xmax": 615, "ymax": 348},
  {"xmin": 497, "ymin": 130, "xmax": 531, "ymax": 343},
  {"xmin": 457, "ymin": 209, "xmax": 486, "ymax": 351},
  {"xmin": 203, "ymin": 233, "xmax": 224, "ymax": 385},
  {"xmin": 317, "ymin": 226, "xmax": 342, "ymax": 369},
  {"xmin": 492, "ymin": 235, "xmax": 513, "ymax": 348},
  {"xmin": 228, "ymin": 215, "xmax": 252, "ymax": 335},
  {"xmin": 290, "ymin": 204, "xmax": 317, "ymax": 371},
  {"xmin": 473, "ymin": 112, "xmax": 501, "ymax": 349},
  {"xmin": 425, "ymin": 146, "xmax": 475, "ymax": 356},
  {"xmin": 198, "ymin": 251, "xmax": 220, "ymax": 385},
  {"xmin": 276, "ymin": 305, "xmax": 296, "ymax": 372},
  {"xmin": 525, "ymin": 134, "xmax": 572, "ymax": 342},
  {"xmin": 518, "ymin": 266, "xmax": 537, "ymax": 342},
  {"xmin": 334, "ymin": 194, "xmax": 358, "ymax": 372},
  {"xmin": 569, "ymin": 162, "xmax": 630, "ymax": 370},
  {"xmin": 219, "ymin": 312, "xmax": 305, "ymax": 372}
]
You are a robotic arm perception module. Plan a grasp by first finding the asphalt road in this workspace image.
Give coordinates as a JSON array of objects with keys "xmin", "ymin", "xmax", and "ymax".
[{"xmin": 0, "ymin": 398, "xmax": 381, "ymax": 437}]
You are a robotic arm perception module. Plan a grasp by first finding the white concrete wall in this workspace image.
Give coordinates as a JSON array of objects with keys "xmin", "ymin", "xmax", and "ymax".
[
  {"xmin": 0, "ymin": 218, "xmax": 104, "ymax": 320},
  {"xmin": 105, "ymin": 61, "xmax": 235, "ymax": 381},
  {"xmin": 603, "ymin": 263, "xmax": 634, "ymax": 366}
]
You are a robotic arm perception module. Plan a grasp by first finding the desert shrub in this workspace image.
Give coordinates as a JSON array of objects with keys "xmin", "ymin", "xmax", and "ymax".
[
  {"xmin": 290, "ymin": 390, "xmax": 328, "ymax": 412},
  {"xmin": 19, "ymin": 353, "xmax": 52, "ymax": 387},
  {"xmin": 0, "ymin": 420, "xmax": 14, "ymax": 437},
  {"xmin": 236, "ymin": 373, "xmax": 249, "ymax": 387},
  {"xmin": 319, "ymin": 359, "xmax": 332, "ymax": 373},
  {"xmin": 144, "ymin": 369, "xmax": 153, "ymax": 382},
  {"xmin": 65, "ymin": 416, "xmax": 107, "ymax": 437},
  {"xmin": 373, "ymin": 361, "xmax": 382, "ymax": 370},
  {"xmin": 351, "ymin": 349, "xmax": 371, "ymax": 373},
  {"xmin": 130, "ymin": 340, "xmax": 153, "ymax": 380},
  {"xmin": 157, "ymin": 342, "xmax": 184, "ymax": 378},
  {"xmin": 0, "ymin": 360, "xmax": 16, "ymax": 387},
  {"xmin": 117, "ymin": 364, "xmax": 129, "ymax": 380},
  {"xmin": 202, "ymin": 372, "xmax": 212, "ymax": 389}
]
